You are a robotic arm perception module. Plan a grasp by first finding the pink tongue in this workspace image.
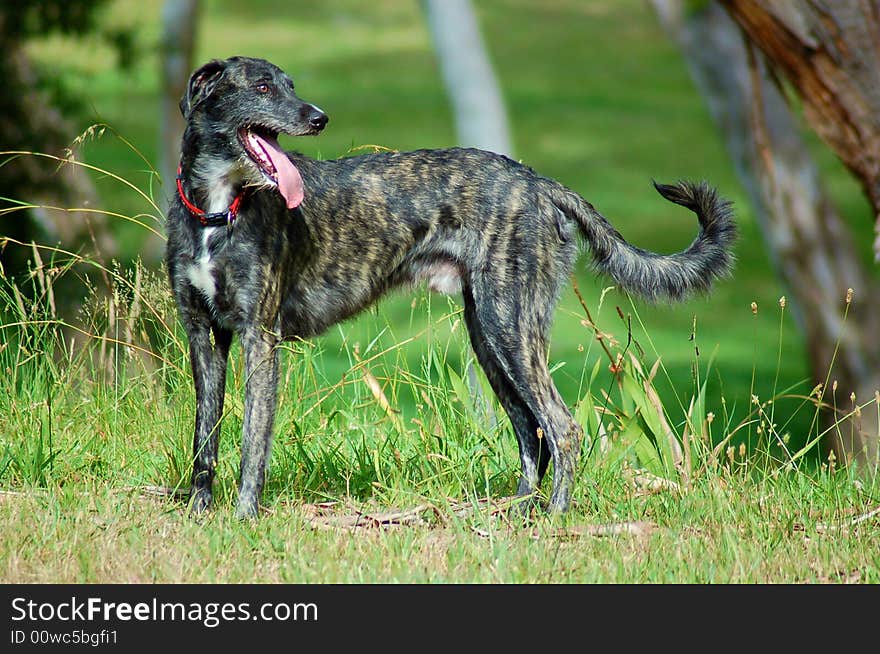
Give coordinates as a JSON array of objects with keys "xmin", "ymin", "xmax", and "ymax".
[{"xmin": 254, "ymin": 133, "xmax": 304, "ymax": 209}]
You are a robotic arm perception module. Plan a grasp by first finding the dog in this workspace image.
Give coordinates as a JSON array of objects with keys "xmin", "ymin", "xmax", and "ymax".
[{"xmin": 165, "ymin": 56, "xmax": 736, "ymax": 519}]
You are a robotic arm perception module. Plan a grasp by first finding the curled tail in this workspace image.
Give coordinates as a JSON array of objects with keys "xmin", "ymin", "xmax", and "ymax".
[{"xmin": 550, "ymin": 180, "xmax": 736, "ymax": 301}]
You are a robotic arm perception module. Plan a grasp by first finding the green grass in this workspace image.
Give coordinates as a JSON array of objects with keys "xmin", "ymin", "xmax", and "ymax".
[
  {"xmin": 0, "ymin": 237, "xmax": 877, "ymax": 582},
  {"xmin": 2, "ymin": 0, "xmax": 878, "ymax": 582},
  {"xmin": 1, "ymin": 474, "xmax": 877, "ymax": 583}
]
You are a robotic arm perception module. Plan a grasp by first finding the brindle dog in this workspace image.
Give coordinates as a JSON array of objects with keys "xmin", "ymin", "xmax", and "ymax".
[{"xmin": 166, "ymin": 56, "xmax": 736, "ymax": 519}]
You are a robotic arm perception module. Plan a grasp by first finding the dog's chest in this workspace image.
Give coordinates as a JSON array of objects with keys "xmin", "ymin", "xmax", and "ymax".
[
  {"xmin": 184, "ymin": 176, "xmax": 240, "ymax": 310},
  {"xmin": 186, "ymin": 174, "xmax": 241, "ymax": 313},
  {"xmin": 187, "ymin": 228, "xmax": 220, "ymax": 305}
]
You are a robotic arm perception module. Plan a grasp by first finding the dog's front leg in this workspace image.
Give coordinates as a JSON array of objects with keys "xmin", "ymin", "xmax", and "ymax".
[
  {"xmin": 235, "ymin": 327, "xmax": 280, "ymax": 519},
  {"xmin": 186, "ymin": 318, "xmax": 232, "ymax": 514}
]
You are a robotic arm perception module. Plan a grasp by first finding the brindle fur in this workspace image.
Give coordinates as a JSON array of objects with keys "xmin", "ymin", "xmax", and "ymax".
[{"xmin": 166, "ymin": 56, "xmax": 736, "ymax": 519}]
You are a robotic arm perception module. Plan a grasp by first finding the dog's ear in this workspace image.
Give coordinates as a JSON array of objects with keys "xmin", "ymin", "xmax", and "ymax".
[{"xmin": 180, "ymin": 59, "xmax": 227, "ymax": 118}]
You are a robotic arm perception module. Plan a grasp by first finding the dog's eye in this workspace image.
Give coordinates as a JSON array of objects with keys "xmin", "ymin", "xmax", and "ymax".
[{"xmin": 256, "ymin": 83, "xmax": 270, "ymax": 94}]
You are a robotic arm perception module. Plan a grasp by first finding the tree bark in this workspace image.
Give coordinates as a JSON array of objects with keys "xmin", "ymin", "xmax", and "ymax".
[
  {"xmin": 719, "ymin": 0, "xmax": 880, "ymax": 258},
  {"xmin": 422, "ymin": 0, "xmax": 513, "ymax": 156},
  {"xmin": 651, "ymin": 0, "xmax": 880, "ymax": 469}
]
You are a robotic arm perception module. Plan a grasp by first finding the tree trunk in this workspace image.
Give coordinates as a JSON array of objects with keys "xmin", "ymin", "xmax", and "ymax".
[
  {"xmin": 651, "ymin": 0, "xmax": 880, "ymax": 469},
  {"xmin": 719, "ymin": 0, "xmax": 880, "ymax": 258},
  {"xmin": 159, "ymin": 0, "xmax": 200, "ymax": 207},
  {"xmin": 422, "ymin": 0, "xmax": 513, "ymax": 156}
]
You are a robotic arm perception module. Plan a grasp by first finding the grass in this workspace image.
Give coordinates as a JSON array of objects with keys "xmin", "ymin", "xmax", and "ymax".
[
  {"xmin": 0, "ymin": 223, "xmax": 878, "ymax": 582},
  {"xmin": 2, "ymin": 475, "xmax": 877, "ymax": 583},
  {"xmin": 1, "ymin": 0, "xmax": 878, "ymax": 582}
]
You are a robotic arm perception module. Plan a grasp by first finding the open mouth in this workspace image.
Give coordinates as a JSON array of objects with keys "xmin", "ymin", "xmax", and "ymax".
[
  {"xmin": 239, "ymin": 126, "xmax": 282, "ymax": 183},
  {"xmin": 238, "ymin": 126, "xmax": 304, "ymax": 209}
]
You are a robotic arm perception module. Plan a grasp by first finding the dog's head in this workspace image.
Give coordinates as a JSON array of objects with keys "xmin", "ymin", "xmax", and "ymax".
[{"xmin": 180, "ymin": 56, "xmax": 328, "ymax": 209}]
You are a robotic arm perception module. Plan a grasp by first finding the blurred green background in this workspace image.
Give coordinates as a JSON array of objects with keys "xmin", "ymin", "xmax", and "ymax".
[{"xmin": 22, "ymin": 0, "xmax": 876, "ymax": 451}]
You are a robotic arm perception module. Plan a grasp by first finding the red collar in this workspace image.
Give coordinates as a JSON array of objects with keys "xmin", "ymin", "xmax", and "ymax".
[{"xmin": 176, "ymin": 164, "xmax": 247, "ymax": 227}]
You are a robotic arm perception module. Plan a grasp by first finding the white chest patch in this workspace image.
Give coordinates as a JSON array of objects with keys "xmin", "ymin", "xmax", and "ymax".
[
  {"xmin": 187, "ymin": 228, "xmax": 219, "ymax": 304},
  {"xmin": 183, "ymin": 166, "xmax": 242, "ymax": 306}
]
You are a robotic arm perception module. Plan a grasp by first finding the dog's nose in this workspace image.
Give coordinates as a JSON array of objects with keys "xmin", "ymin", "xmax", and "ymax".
[{"xmin": 308, "ymin": 108, "xmax": 328, "ymax": 131}]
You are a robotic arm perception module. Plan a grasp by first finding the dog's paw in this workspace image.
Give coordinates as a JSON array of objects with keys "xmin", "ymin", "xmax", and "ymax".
[
  {"xmin": 188, "ymin": 488, "xmax": 213, "ymax": 516},
  {"xmin": 507, "ymin": 493, "xmax": 542, "ymax": 524},
  {"xmin": 233, "ymin": 497, "xmax": 260, "ymax": 521}
]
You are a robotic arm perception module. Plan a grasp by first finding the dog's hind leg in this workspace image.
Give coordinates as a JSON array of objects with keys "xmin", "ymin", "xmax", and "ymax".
[
  {"xmin": 487, "ymin": 332, "xmax": 582, "ymax": 513},
  {"xmin": 185, "ymin": 316, "xmax": 232, "ymax": 514},
  {"xmin": 235, "ymin": 327, "xmax": 280, "ymax": 519},
  {"xmin": 462, "ymin": 286, "xmax": 550, "ymax": 510},
  {"xmin": 465, "ymin": 277, "xmax": 582, "ymax": 514},
  {"xmin": 521, "ymin": 364, "xmax": 583, "ymax": 514}
]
